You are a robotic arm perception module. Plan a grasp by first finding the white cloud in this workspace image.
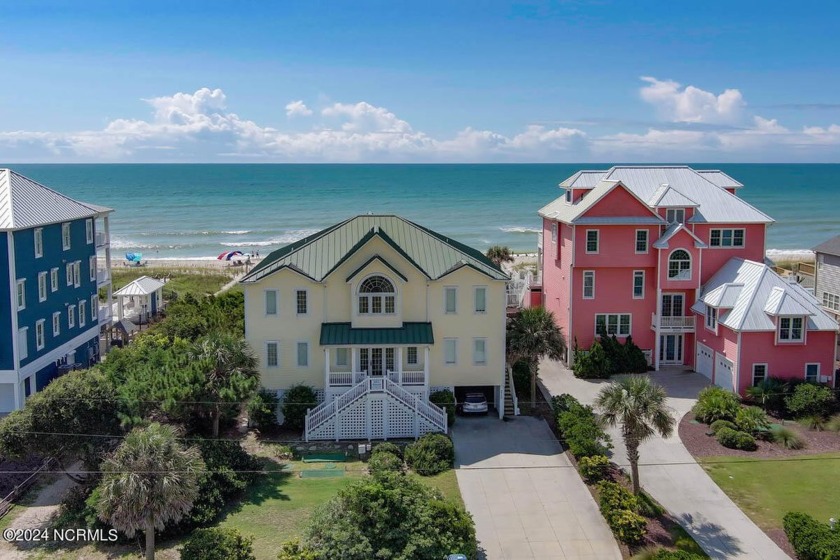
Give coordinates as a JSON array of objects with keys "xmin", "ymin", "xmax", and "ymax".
[
  {"xmin": 0, "ymin": 83, "xmax": 838, "ymax": 162},
  {"xmin": 285, "ymin": 100, "xmax": 313, "ymax": 117},
  {"xmin": 640, "ymin": 76, "xmax": 745, "ymax": 124}
]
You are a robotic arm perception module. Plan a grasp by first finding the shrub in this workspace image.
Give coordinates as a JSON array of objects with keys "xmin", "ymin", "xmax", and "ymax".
[
  {"xmin": 597, "ymin": 481, "xmax": 639, "ymax": 514},
  {"xmin": 429, "ymin": 389, "xmax": 456, "ymax": 426},
  {"xmin": 512, "ymin": 360, "xmax": 530, "ymax": 394},
  {"xmin": 578, "ymin": 455, "xmax": 610, "ymax": 484},
  {"xmin": 551, "ymin": 393, "xmax": 579, "ymax": 415},
  {"xmin": 733, "ymin": 431, "xmax": 757, "ymax": 451},
  {"xmin": 746, "ymin": 377, "xmax": 790, "ymax": 415},
  {"xmin": 650, "ymin": 550, "xmax": 706, "ymax": 560},
  {"xmin": 247, "ymin": 388, "xmax": 279, "ymax": 431},
  {"xmin": 801, "ymin": 414, "xmax": 829, "ymax": 431},
  {"xmin": 770, "ymin": 426, "xmax": 805, "ymax": 450},
  {"xmin": 404, "ymin": 433, "xmax": 454, "ymax": 476},
  {"xmin": 709, "ymin": 419, "xmax": 737, "ymax": 434},
  {"xmin": 371, "ymin": 442, "xmax": 402, "ymax": 458},
  {"xmin": 282, "ymin": 384, "xmax": 318, "ymax": 431},
  {"xmin": 368, "ymin": 451, "xmax": 403, "ymax": 476},
  {"xmin": 622, "ymin": 336, "xmax": 651, "ymax": 374},
  {"xmin": 716, "ymin": 427, "xmax": 756, "ymax": 451},
  {"xmin": 277, "ymin": 539, "xmax": 318, "ymax": 560},
  {"xmin": 181, "ymin": 528, "xmax": 255, "ymax": 560},
  {"xmin": 693, "ymin": 386, "xmax": 740, "ymax": 424},
  {"xmin": 303, "ymin": 473, "xmax": 477, "ymax": 560},
  {"xmin": 785, "ymin": 383, "xmax": 834, "ymax": 421},
  {"xmin": 597, "ymin": 481, "xmax": 646, "ymax": 544},
  {"xmin": 573, "ymin": 341, "xmax": 612, "ymax": 379},
  {"xmin": 556, "ymin": 401, "xmax": 612, "ymax": 458},
  {"xmin": 783, "ymin": 512, "xmax": 840, "ymax": 560},
  {"xmin": 735, "ymin": 406, "xmax": 770, "ymax": 435},
  {"xmin": 827, "ymin": 415, "xmax": 840, "ymax": 433}
]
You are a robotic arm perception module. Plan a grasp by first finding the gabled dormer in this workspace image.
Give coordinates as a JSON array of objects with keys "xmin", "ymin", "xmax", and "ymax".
[{"xmin": 648, "ymin": 183, "xmax": 699, "ymax": 225}]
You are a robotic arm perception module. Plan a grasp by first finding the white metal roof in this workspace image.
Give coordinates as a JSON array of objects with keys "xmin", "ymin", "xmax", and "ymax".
[
  {"xmin": 538, "ymin": 179, "xmax": 665, "ymax": 225},
  {"xmin": 0, "ymin": 169, "xmax": 113, "ymax": 231},
  {"xmin": 691, "ymin": 258, "xmax": 837, "ymax": 332},
  {"xmin": 114, "ymin": 276, "xmax": 165, "ymax": 296},
  {"xmin": 703, "ymin": 283, "xmax": 744, "ymax": 308},
  {"xmin": 545, "ymin": 166, "xmax": 772, "ymax": 225},
  {"xmin": 652, "ymin": 222, "xmax": 708, "ymax": 249},
  {"xmin": 648, "ymin": 184, "xmax": 699, "ymax": 208},
  {"xmin": 696, "ymin": 170, "xmax": 744, "ymax": 189}
]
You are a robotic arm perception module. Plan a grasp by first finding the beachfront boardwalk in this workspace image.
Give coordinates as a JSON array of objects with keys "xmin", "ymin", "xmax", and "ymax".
[{"xmin": 538, "ymin": 360, "xmax": 791, "ymax": 560}]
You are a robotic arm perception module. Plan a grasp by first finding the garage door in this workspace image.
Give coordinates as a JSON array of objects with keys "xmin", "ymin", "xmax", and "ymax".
[
  {"xmin": 714, "ymin": 353, "xmax": 734, "ymax": 391},
  {"xmin": 696, "ymin": 344, "xmax": 713, "ymax": 380}
]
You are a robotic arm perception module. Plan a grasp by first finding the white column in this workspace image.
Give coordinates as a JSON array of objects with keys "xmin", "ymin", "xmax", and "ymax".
[
  {"xmin": 424, "ymin": 346, "xmax": 430, "ymax": 393},
  {"xmin": 351, "ymin": 347, "xmax": 358, "ymax": 383},
  {"xmin": 654, "ymin": 288, "xmax": 662, "ymax": 371},
  {"xmin": 397, "ymin": 347, "xmax": 403, "ymax": 385},
  {"xmin": 324, "ymin": 348, "xmax": 330, "ymax": 388}
]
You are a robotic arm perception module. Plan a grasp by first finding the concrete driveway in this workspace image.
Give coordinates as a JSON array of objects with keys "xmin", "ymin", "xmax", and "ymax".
[
  {"xmin": 539, "ymin": 360, "xmax": 791, "ymax": 560},
  {"xmin": 452, "ymin": 415, "xmax": 621, "ymax": 560}
]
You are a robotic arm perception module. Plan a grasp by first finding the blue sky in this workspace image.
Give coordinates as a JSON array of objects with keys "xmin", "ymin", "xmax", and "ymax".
[{"xmin": 1, "ymin": 0, "xmax": 839, "ymax": 162}]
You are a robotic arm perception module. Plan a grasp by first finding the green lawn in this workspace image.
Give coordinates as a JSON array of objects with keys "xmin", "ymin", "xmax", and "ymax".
[
  {"xmin": 700, "ymin": 453, "xmax": 840, "ymax": 530},
  {"xmin": 111, "ymin": 268, "xmax": 235, "ymax": 298}
]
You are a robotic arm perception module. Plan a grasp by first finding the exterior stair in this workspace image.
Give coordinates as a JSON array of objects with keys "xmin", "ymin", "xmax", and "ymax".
[{"xmin": 504, "ymin": 367, "xmax": 519, "ymax": 417}]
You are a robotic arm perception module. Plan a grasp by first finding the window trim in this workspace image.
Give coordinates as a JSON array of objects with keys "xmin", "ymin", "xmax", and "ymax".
[
  {"xmin": 38, "ymin": 272, "xmax": 47, "ymax": 302},
  {"xmin": 585, "ymin": 229, "xmax": 599, "ymax": 254},
  {"xmin": 705, "ymin": 305, "xmax": 718, "ymax": 333},
  {"xmin": 443, "ymin": 338, "xmax": 458, "ymax": 365},
  {"xmin": 565, "ymin": 189, "xmax": 572, "ymax": 203},
  {"xmin": 66, "ymin": 263, "xmax": 74, "ymax": 287},
  {"xmin": 73, "ymin": 261, "xmax": 81, "ymax": 288},
  {"xmin": 777, "ymin": 316, "xmax": 804, "ymax": 343},
  {"xmin": 582, "ymin": 270, "xmax": 595, "ymax": 300},
  {"xmin": 822, "ymin": 292, "xmax": 839, "ymax": 311},
  {"xmin": 473, "ymin": 338, "xmax": 487, "ymax": 366},
  {"xmin": 62, "ymin": 222, "xmax": 71, "ymax": 250},
  {"xmin": 295, "ymin": 289, "xmax": 309, "ymax": 316},
  {"xmin": 50, "ymin": 268, "xmax": 59, "ymax": 292},
  {"xmin": 89, "ymin": 256, "xmax": 97, "ymax": 282},
  {"xmin": 91, "ymin": 295, "xmax": 98, "ymax": 322},
  {"xmin": 357, "ymin": 275, "xmax": 397, "ymax": 316},
  {"xmin": 16, "ymin": 279, "xmax": 26, "ymax": 310},
  {"xmin": 709, "ymin": 228, "xmax": 746, "ymax": 248},
  {"xmin": 265, "ymin": 341, "xmax": 279, "ymax": 368},
  {"xmin": 407, "ymin": 346, "xmax": 418, "ymax": 365},
  {"xmin": 635, "ymin": 229, "xmax": 648, "ymax": 254},
  {"xmin": 667, "ymin": 249, "xmax": 692, "ymax": 280},
  {"xmin": 85, "ymin": 219, "xmax": 94, "ymax": 244},
  {"xmin": 18, "ymin": 327, "xmax": 28, "ymax": 360},
  {"xmin": 632, "ymin": 270, "xmax": 645, "ymax": 299},
  {"xmin": 335, "ymin": 347, "xmax": 349, "ymax": 368},
  {"xmin": 52, "ymin": 312, "xmax": 61, "ymax": 337},
  {"xmin": 68, "ymin": 305, "xmax": 76, "ymax": 328},
  {"xmin": 752, "ymin": 363, "xmax": 768, "ymax": 387},
  {"xmin": 34, "ymin": 228, "xmax": 43, "ymax": 258},
  {"xmin": 296, "ymin": 341, "xmax": 309, "ymax": 368},
  {"xmin": 666, "ymin": 208, "xmax": 685, "ymax": 224},
  {"xmin": 79, "ymin": 300, "xmax": 86, "ymax": 328},
  {"xmin": 35, "ymin": 320, "xmax": 45, "ymax": 351},
  {"xmin": 444, "ymin": 286, "xmax": 458, "ymax": 314},
  {"xmin": 594, "ymin": 313, "xmax": 632, "ymax": 337},
  {"xmin": 805, "ymin": 363, "xmax": 820, "ymax": 383},
  {"xmin": 264, "ymin": 289, "xmax": 278, "ymax": 316},
  {"xmin": 473, "ymin": 286, "xmax": 487, "ymax": 314}
]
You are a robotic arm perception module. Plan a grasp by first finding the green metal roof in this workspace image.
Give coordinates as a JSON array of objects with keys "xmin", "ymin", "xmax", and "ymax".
[
  {"xmin": 241, "ymin": 215, "xmax": 508, "ymax": 284},
  {"xmin": 320, "ymin": 322, "xmax": 434, "ymax": 345}
]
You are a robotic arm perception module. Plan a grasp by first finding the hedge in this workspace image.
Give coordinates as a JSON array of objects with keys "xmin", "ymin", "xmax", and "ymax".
[
  {"xmin": 783, "ymin": 512, "xmax": 840, "ymax": 560},
  {"xmin": 715, "ymin": 427, "xmax": 757, "ymax": 451},
  {"xmin": 596, "ymin": 481, "xmax": 646, "ymax": 544},
  {"xmin": 181, "ymin": 528, "xmax": 255, "ymax": 560},
  {"xmin": 551, "ymin": 393, "xmax": 612, "ymax": 458},
  {"xmin": 429, "ymin": 389, "xmax": 457, "ymax": 426},
  {"xmin": 404, "ymin": 433, "xmax": 454, "ymax": 476}
]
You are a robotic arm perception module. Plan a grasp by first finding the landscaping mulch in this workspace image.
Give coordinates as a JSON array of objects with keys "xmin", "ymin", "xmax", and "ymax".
[{"xmin": 679, "ymin": 412, "xmax": 840, "ymax": 458}]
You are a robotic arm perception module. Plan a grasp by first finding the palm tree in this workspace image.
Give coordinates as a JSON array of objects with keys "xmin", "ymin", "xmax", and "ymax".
[
  {"xmin": 486, "ymin": 245, "xmax": 515, "ymax": 267},
  {"xmin": 190, "ymin": 334, "xmax": 259, "ymax": 437},
  {"xmin": 506, "ymin": 307, "xmax": 567, "ymax": 406},
  {"xmin": 96, "ymin": 423, "xmax": 205, "ymax": 560},
  {"xmin": 595, "ymin": 376, "xmax": 674, "ymax": 495}
]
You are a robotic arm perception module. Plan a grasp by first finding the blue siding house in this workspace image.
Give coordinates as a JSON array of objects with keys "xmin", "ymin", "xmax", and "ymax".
[{"xmin": 0, "ymin": 169, "xmax": 114, "ymax": 413}]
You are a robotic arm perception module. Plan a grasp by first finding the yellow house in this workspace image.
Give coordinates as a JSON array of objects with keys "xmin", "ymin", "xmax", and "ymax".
[{"xmin": 240, "ymin": 215, "xmax": 509, "ymax": 441}]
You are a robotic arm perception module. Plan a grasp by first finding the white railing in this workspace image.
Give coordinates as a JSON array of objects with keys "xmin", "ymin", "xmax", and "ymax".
[
  {"xmin": 507, "ymin": 367, "xmax": 520, "ymax": 416},
  {"xmin": 98, "ymin": 305, "xmax": 111, "ymax": 323},
  {"xmin": 383, "ymin": 379, "xmax": 447, "ymax": 433},
  {"xmin": 385, "ymin": 369, "xmax": 426, "ymax": 385},
  {"xmin": 651, "ymin": 313, "xmax": 696, "ymax": 331},
  {"xmin": 328, "ymin": 371, "xmax": 353, "ymax": 386},
  {"xmin": 305, "ymin": 378, "xmax": 370, "ymax": 440},
  {"xmin": 95, "ymin": 231, "xmax": 109, "ymax": 247},
  {"xmin": 96, "ymin": 269, "xmax": 110, "ymax": 285},
  {"xmin": 330, "ymin": 370, "xmax": 427, "ymax": 387}
]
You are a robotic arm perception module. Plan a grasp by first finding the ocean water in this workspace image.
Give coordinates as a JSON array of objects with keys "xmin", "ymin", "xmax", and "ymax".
[{"xmin": 5, "ymin": 164, "xmax": 840, "ymax": 260}]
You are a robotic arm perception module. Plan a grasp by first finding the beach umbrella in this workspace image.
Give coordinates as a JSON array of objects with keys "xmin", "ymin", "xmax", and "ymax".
[
  {"xmin": 125, "ymin": 253, "xmax": 143, "ymax": 262},
  {"xmin": 217, "ymin": 250, "xmax": 244, "ymax": 261}
]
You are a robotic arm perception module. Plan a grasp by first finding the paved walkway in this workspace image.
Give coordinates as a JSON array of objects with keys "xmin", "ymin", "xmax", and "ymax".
[
  {"xmin": 539, "ymin": 360, "xmax": 791, "ymax": 560},
  {"xmin": 452, "ymin": 415, "xmax": 621, "ymax": 560}
]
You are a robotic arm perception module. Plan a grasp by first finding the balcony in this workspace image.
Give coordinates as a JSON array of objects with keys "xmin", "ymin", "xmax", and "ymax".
[
  {"xmin": 98, "ymin": 305, "xmax": 112, "ymax": 323},
  {"xmin": 95, "ymin": 231, "xmax": 109, "ymax": 248},
  {"xmin": 96, "ymin": 269, "xmax": 111, "ymax": 286},
  {"xmin": 651, "ymin": 313, "xmax": 695, "ymax": 333},
  {"xmin": 327, "ymin": 369, "xmax": 427, "ymax": 388}
]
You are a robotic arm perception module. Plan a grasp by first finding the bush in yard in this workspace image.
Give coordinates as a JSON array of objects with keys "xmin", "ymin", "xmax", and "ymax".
[
  {"xmin": 693, "ymin": 386, "xmax": 740, "ymax": 424},
  {"xmin": 597, "ymin": 481, "xmax": 639, "ymax": 513},
  {"xmin": 281, "ymin": 384, "xmax": 318, "ymax": 431},
  {"xmin": 622, "ymin": 336, "xmax": 651, "ymax": 373},
  {"xmin": 429, "ymin": 389, "xmax": 456, "ymax": 426},
  {"xmin": 556, "ymin": 399, "xmax": 612, "ymax": 458},
  {"xmin": 733, "ymin": 431, "xmax": 757, "ymax": 451},
  {"xmin": 181, "ymin": 528, "xmax": 255, "ymax": 560},
  {"xmin": 715, "ymin": 427, "xmax": 756, "ymax": 451},
  {"xmin": 596, "ymin": 481, "xmax": 646, "ymax": 544},
  {"xmin": 371, "ymin": 442, "xmax": 402, "ymax": 458},
  {"xmin": 770, "ymin": 426, "xmax": 805, "ymax": 450},
  {"xmin": 785, "ymin": 383, "xmax": 835, "ymax": 421},
  {"xmin": 746, "ymin": 377, "xmax": 791, "ymax": 416},
  {"xmin": 578, "ymin": 454, "xmax": 610, "ymax": 484},
  {"xmin": 735, "ymin": 406, "xmax": 771, "ymax": 436},
  {"xmin": 551, "ymin": 393, "xmax": 579, "ymax": 415},
  {"xmin": 404, "ymin": 433, "xmax": 454, "ymax": 476},
  {"xmin": 573, "ymin": 340, "xmax": 612, "ymax": 379},
  {"xmin": 783, "ymin": 512, "xmax": 840, "ymax": 560},
  {"xmin": 827, "ymin": 415, "xmax": 840, "ymax": 433},
  {"xmin": 277, "ymin": 539, "xmax": 318, "ymax": 560},
  {"xmin": 367, "ymin": 450, "xmax": 403, "ymax": 476},
  {"xmin": 651, "ymin": 550, "xmax": 706, "ymax": 560},
  {"xmin": 303, "ymin": 473, "xmax": 477, "ymax": 560},
  {"xmin": 709, "ymin": 419, "xmax": 737, "ymax": 435},
  {"xmin": 248, "ymin": 388, "xmax": 279, "ymax": 431}
]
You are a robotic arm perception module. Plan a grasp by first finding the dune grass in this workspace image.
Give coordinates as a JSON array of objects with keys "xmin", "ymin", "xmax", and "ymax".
[
  {"xmin": 111, "ymin": 267, "xmax": 235, "ymax": 298},
  {"xmin": 700, "ymin": 453, "xmax": 840, "ymax": 531}
]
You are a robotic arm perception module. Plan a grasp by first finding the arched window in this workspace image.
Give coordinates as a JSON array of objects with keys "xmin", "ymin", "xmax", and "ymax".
[
  {"xmin": 358, "ymin": 275, "xmax": 396, "ymax": 314},
  {"xmin": 668, "ymin": 250, "xmax": 691, "ymax": 280}
]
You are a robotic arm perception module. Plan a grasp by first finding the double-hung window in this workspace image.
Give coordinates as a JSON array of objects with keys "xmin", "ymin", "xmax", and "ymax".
[
  {"xmin": 666, "ymin": 208, "xmax": 685, "ymax": 224},
  {"xmin": 632, "ymin": 271, "xmax": 644, "ymax": 299},
  {"xmin": 66, "ymin": 263, "xmax": 74, "ymax": 287},
  {"xmin": 336, "ymin": 348, "xmax": 349, "ymax": 367},
  {"xmin": 805, "ymin": 363, "xmax": 820, "ymax": 383},
  {"xmin": 583, "ymin": 271, "xmax": 595, "ymax": 299},
  {"xmin": 752, "ymin": 364, "xmax": 767, "ymax": 386},
  {"xmin": 474, "ymin": 287, "xmax": 487, "ymax": 314},
  {"xmin": 266, "ymin": 342, "xmax": 279, "ymax": 367},
  {"xmin": 296, "ymin": 290, "xmax": 308, "ymax": 315},
  {"xmin": 73, "ymin": 262, "xmax": 81, "ymax": 287},
  {"xmin": 35, "ymin": 320, "xmax": 45, "ymax": 350},
  {"xmin": 38, "ymin": 272, "xmax": 47, "ymax": 302},
  {"xmin": 62, "ymin": 222, "xmax": 71, "ymax": 250},
  {"xmin": 296, "ymin": 342, "xmax": 309, "ymax": 367},
  {"xmin": 705, "ymin": 305, "xmax": 717, "ymax": 331},
  {"xmin": 52, "ymin": 312, "xmax": 61, "ymax": 337},
  {"xmin": 85, "ymin": 219, "xmax": 94, "ymax": 244},
  {"xmin": 89, "ymin": 256, "xmax": 97, "ymax": 282},
  {"xmin": 265, "ymin": 290, "xmax": 278, "ymax": 315},
  {"xmin": 778, "ymin": 317, "xmax": 803, "ymax": 342},
  {"xmin": 444, "ymin": 287, "xmax": 457, "ymax": 314},
  {"xmin": 34, "ymin": 228, "xmax": 43, "ymax": 258},
  {"xmin": 473, "ymin": 338, "xmax": 487, "ymax": 365},
  {"xmin": 585, "ymin": 229, "xmax": 599, "ymax": 253},
  {"xmin": 595, "ymin": 313, "xmax": 631, "ymax": 337},
  {"xmin": 91, "ymin": 295, "xmax": 98, "ymax": 322},
  {"xmin": 79, "ymin": 301, "xmax": 86, "ymax": 327},
  {"xmin": 635, "ymin": 230, "xmax": 648, "ymax": 253},
  {"xmin": 16, "ymin": 280, "xmax": 25, "ymax": 310},
  {"xmin": 50, "ymin": 268, "xmax": 59, "ymax": 292},
  {"xmin": 68, "ymin": 305, "xmax": 76, "ymax": 328},
  {"xmin": 444, "ymin": 338, "xmax": 458, "ymax": 365},
  {"xmin": 18, "ymin": 328, "xmax": 28, "ymax": 360},
  {"xmin": 407, "ymin": 347, "xmax": 418, "ymax": 365}
]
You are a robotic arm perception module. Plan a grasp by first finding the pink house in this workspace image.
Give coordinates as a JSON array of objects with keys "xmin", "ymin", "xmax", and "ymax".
[{"xmin": 538, "ymin": 166, "xmax": 839, "ymax": 394}]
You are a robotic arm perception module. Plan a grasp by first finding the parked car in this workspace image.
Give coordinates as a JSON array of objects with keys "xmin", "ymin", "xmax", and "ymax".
[{"xmin": 461, "ymin": 392, "xmax": 488, "ymax": 415}]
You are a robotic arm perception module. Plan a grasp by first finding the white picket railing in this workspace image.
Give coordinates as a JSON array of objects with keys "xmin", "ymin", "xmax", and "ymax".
[
  {"xmin": 383, "ymin": 379, "xmax": 447, "ymax": 433},
  {"xmin": 507, "ymin": 367, "xmax": 520, "ymax": 416},
  {"xmin": 651, "ymin": 313, "xmax": 696, "ymax": 332},
  {"xmin": 305, "ymin": 378, "xmax": 369, "ymax": 439}
]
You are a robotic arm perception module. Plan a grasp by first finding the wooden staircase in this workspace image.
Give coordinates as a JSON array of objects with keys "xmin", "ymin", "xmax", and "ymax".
[{"xmin": 504, "ymin": 368, "xmax": 519, "ymax": 417}]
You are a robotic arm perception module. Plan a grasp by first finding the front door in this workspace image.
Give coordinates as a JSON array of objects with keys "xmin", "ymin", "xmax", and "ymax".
[
  {"xmin": 661, "ymin": 294, "xmax": 684, "ymax": 317},
  {"xmin": 359, "ymin": 347, "xmax": 395, "ymax": 377},
  {"xmin": 659, "ymin": 334, "xmax": 684, "ymax": 364}
]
